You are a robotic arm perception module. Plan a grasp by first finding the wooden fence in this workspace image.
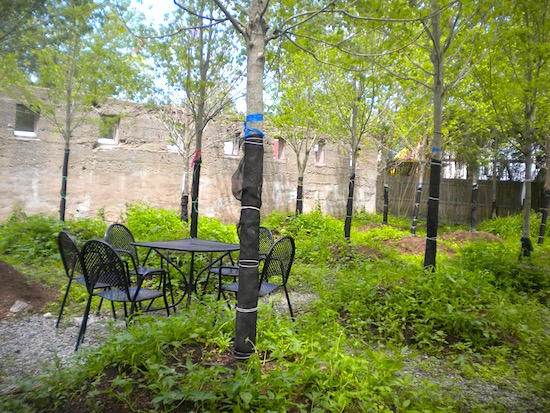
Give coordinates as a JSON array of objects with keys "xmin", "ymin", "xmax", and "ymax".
[{"xmin": 376, "ymin": 175, "xmax": 545, "ymax": 225}]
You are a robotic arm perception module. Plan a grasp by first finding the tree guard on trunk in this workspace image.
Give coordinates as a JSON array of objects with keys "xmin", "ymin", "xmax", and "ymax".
[
  {"xmin": 296, "ymin": 176, "xmax": 303, "ymax": 216},
  {"xmin": 190, "ymin": 150, "xmax": 201, "ymax": 238},
  {"xmin": 60, "ymin": 148, "xmax": 70, "ymax": 222},
  {"xmin": 424, "ymin": 158, "xmax": 441, "ymax": 270},
  {"xmin": 383, "ymin": 184, "xmax": 389, "ymax": 224},
  {"xmin": 411, "ymin": 184, "xmax": 422, "ymax": 235},
  {"xmin": 234, "ymin": 114, "xmax": 264, "ymax": 360},
  {"xmin": 344, "ymin": 173, "xmax": 355, "ymax": 240},
  {"xmin": 538, "ymin": 189, "xmax": 550, "ymax": 245},
  {"xmin": 470, "ymin": 183, "xmax": 478, "ymax": 231},
  {"xmin": 181, "ymin": 193, "xmax": 189, "ymax": 222}
]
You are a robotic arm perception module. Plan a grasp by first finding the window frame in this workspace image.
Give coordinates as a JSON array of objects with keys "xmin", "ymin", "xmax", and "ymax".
[{"xmin": 13, "ymin": 104, "xmax": 39, "ymax": 139}]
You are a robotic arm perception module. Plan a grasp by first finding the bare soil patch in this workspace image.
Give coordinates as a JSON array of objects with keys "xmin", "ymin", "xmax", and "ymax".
[{"xmin": 0, "ymin": 260, "xmax": 59, "ymax": 320}]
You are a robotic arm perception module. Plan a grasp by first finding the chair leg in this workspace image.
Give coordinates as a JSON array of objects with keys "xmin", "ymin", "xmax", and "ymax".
[
  {"xmin": 95, "ymin": 297, "xmax": 104, "ymax": 316},
  {"xmin": 75, "ymin": 295, "xmax": 92, "ymax": 351},
  {"xmin": 56, "ymin": 279, "xmax": 73, "ymax": 328},
  {"xmin": 110, "ymin": 301, "xmax": 116, "ymax": 319},
  {"xmin": 284, "ymin": 287, "xmax": 295, "ymax": 321}
]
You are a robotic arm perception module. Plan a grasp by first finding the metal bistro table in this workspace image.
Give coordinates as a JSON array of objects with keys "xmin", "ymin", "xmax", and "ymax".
[{"xmin": 132, "ymin": 238, "xmax": 239, "ymax": 310}]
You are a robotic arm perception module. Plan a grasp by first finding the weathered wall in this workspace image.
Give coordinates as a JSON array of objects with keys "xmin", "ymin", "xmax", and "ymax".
[{"xmin": 0, "ymin": 92, "xmax": 378, "ymax": 223}]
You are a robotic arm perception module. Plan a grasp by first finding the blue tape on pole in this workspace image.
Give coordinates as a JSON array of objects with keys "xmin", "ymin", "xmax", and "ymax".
[
  {"xmin": 431, "ymin": 147, "xmax": 441, "ymax": 153},
  {"xmin": 244, "ymin": 113, "xmax": 264, "ymax": 138}
]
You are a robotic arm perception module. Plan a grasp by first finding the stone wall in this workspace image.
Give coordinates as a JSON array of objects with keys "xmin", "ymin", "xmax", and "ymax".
[{"xmin": 0, "ymin": 92, "xmax": 378, "ymax": 223}]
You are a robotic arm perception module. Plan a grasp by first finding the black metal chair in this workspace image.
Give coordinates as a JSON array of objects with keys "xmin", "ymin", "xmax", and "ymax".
[
  {"xmin": 208, "ymin": 226, "xmax": 274, "ymax": 299},
  {"xmin": 220, "ymin": 235, "xmax": 295, "ymax": 319},
  {"xmin": 76, "ymin": 239, "xmax": 170, "ymax": 350},
  {"xmin": 104, "ymin": 223, "xmax": 167, "ymax": 280},
  {"xmin": 56, "ymin": 230, "xmax": 112, "ymax": 328}
]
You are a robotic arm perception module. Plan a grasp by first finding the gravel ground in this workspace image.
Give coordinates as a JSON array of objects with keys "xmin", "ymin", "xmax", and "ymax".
[{"xmin": 0, "ymin": 313, "xmax": 122, "ymax": 394}]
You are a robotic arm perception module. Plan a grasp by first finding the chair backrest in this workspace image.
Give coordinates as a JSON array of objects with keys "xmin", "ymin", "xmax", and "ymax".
[
  {"xmin": 259, "ymin": 226, "xmax": 274, "ymax": 257},
  {"xmin": 104, "ymin": 223, "xmax": 139, "ymax": 267},
  {"xmin": 58, "ymin": 230, "xmax": 83, "ymax": 280},
  {"xmin": 81, "ymin": 239, "xmax": 129, "ymax": 294},
  {"xmin": 260, "ymin": 236, "xmax": 295, "ymax": 287}
]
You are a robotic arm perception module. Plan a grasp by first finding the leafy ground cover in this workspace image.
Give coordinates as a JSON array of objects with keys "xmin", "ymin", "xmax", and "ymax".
[{"xmin": 0, "ymin": 203, "xmax": 549, "ymax": 412}]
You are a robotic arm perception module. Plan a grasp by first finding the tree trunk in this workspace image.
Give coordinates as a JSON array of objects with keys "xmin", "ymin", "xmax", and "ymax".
[
  {"xmin": 491, "ymin": 162, "xmax": 498, "ymax": 219},
  {"xmin": 344, "ymin": 173, "xmax": 355, "ymax": 240},
  {"xmin": 538, "ymin": 137, "xmax": 550, "ymax": 245},
  {"xmin": 411, "ymin": 162, "xmax": 426, "ymax": 235},
  {"xmin": 383, "ymin": 184, "xmax": 389, "ymax": 224},
  {"xmin": 59, "ymin": 145, "xmax": 69, "ymax": 222},
  {"xmin": 296, "ymin": 176, "xmax": 303, "ymax": 215},
  {"xmin": 470, "ymin": 181, "xmax": 478, "ymax": 231},
  {"xmin": 190, "ymin": 155, "xmax": 201, "ymax": 238},
  {"xmin": 521, "ymin": 149, "xmax": 533, "ymax": 257},
  {"xmin": 424, "ymin": 0, "xmax": 444, "ymax": 270},
  {"xmin": 234, "ymin": 0, "xmax": 268, "ymax": 360}
]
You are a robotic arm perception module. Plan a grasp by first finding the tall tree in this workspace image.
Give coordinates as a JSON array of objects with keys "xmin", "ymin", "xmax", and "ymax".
[
  {"xmin": 270, "ymin": 51, "xmax": 325, "ymax": 215},
  {"xmin": 2, "ymin": 0, "xmax": 144, "ymax": 221},
  {"xmin": 474, "ymin": 0, "xmax": 550, "ymax": 256},
  {"xmin": 154, "ymin": 0, "xmax": 240, "ymax": 229},
  {"xmin": 210, "ymin": 0, "xmax": 338, "ymax": 359}
]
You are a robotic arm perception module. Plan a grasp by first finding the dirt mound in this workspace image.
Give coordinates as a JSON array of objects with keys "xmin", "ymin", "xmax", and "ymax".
[
  {"xmin": 384, "ymin": 236, "xmax": 455, "ymax": 255},
  {"xmin": 440, "ymin": 229, "xmax": 502, "ymax": 243},
  {"xmin": 0, "ymin": 260, "xmax": 59, "ymax": 320}
]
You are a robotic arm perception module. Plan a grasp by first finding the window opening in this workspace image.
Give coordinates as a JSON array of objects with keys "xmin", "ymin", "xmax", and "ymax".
[
  {"xmin": 314, "ymin": 142, "xmax": 325, "ymax": 164},
  {"xmin": 14, "ymin": 104, "xmax": 38, "ymax": 138},
  {"xmin": 224, "ymin": 132, "xmax": 240, "ymax": 156},
  {"xmin": 98, "ymin": 114, "xmax": 120, "ymax": 145},
  {"xmin": 274, "ymin": 138, "xmax": 286, "ymax": 160}
]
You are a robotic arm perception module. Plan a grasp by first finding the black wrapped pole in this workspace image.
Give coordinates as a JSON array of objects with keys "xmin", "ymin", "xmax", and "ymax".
[
  {"xmin": 59, "ymin": 148, "xmax": 70, "ymax": 222},
  {"xmin": 181, "ymin": 193, "xmax": 189, "ymax": 222},
  {"xmin": 296, "ymin": 176, "xmax": 303, "ymax": 216},
  {"xmin": 423, "ymin": 159, "xmax": 441, "ymax": 270},
  {"xmin": 344, "ymin": 173, "xmax": 355, "ymax": 240},
  {"xmin": 234, "ymin": 129, "xmax": 263, "ymax": 359},
  {"xmin": 190, "ymin": 156, "xmax": 201, "ymax": 238},
  {"xmin": 470, "ymin": 183, "xmax": 478, "ymax": 231},
  {"xmin": 383, "ymin": 184, "xmax": 389, "ymax": 224},
  {"xmin": 411, "ymin": 183, "xmax": 422, "ymax": 235},
  {"xmin": 538, "ymin": 189, "xmax": 550, "ymax": 245}
]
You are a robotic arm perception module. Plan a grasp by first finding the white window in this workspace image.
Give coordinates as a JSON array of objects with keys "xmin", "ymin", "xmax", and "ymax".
[
  {"xmin": 14, "ymin": 104, "xmax": 39, "ymax": 138},
  {"xmin": 224, "ymin": 133, "xmax": 240, "ymax": 156},
  {"xmin": 98, "ymin": 114, "xmax": 120, "ymax": 145},
  {"xmin": 274, "ymin": 138, "xmax": 285, "ymax": 160},
  {"xmin": 314, "ymin": 142, "xmax": 325, "ymax": 164}
]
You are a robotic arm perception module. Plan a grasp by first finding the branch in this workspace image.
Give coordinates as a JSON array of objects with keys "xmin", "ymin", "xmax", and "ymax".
[
  {"xmin": 373, "ymin": 59, "xmax": 432, "ymax": 90},
  {"xmin": 268, "ymin": 0, "xmax": 338, "ymax": 41},
  {"xmin": 212, "ymin": 0, "xmax": 245, "ymax": 37}
]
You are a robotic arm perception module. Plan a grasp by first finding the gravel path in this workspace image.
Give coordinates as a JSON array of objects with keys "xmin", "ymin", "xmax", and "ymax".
[{"xmin": 0, "ymin": 313, "xmax": 121, "ymax": 394}]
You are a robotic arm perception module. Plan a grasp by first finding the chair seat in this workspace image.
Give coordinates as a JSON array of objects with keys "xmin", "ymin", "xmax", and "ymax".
[
  {"xmin": 221, "ymin": 281, "xmax": 281, "ymax": 297},
  {"xmin": 209, "ymin": 266, "xmax": 239, "ymax": 277},
  {"xmin": 75, "ymin": 275, "xmax": 111, "ymax": 289},
  {"xmin": 97, "ymin": 286, "xmax": 163, "ymax": 302},
  {"xmin": 135, "ymin": 266, "xmax": 167, "ymax": 276}
]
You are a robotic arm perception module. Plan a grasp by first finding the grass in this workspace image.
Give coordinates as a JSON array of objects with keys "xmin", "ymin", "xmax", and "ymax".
[{"xmin": 1, "ymin": 204, "xmax": 549, "ymax": 412}]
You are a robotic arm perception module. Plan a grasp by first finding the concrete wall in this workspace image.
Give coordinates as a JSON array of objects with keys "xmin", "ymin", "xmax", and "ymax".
[{"xmin": 0, "ymin": 92, "xmax": 378, "ymax": 223}]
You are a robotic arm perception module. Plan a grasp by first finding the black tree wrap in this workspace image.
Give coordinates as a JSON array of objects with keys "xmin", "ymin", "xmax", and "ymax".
[
  {"xmin": 234, "ymin": 132, "xmax": 263, "ymax": 360},
  {"xmin": 424, "ymin": 159, "xmax": 441, "ymax": 270},
  {"xmin": 181, "ymin": 193, "xmax": 189, "ymax": 222},
  {"xmin": 491, "ymin": 200, "xmax": 498, "ymax": 220},
  {"xmin": 538, "ymin": 189, "xmax": 550, "ymax": 245},
  {"xmin": 520, "ymin": 237, "xmax": 533, "ymax": 258},
  {"xmin": 60, "ymin": 148, "xmax": 70, "ymax": 222},
  {"xmin": 344, "ymin": 173, "xmax": 355, "ymax": 240},
  {"xmin": 411, "ymin": 184, "xmax": 422, "ymax": 235},
  {"xmin": 470, "ymin": 183, "xmax": 478, "ymax": 231},
  {"xmin": 296, "ymin": 176, "xmax": 303, "ymax": 215},
  {"xmin": 190, "ymin": 157, "xmax": 201, "ymax": 238},
  {"xmin": 383, "ymin": 184, "xmax": 389, "ymax": 224}
]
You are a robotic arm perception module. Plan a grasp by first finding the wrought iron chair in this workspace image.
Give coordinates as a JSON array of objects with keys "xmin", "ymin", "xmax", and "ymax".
[
  {"xmin": 76, "ymin": 239, "xmax": 169, "ymax": 350},
  {"xmin": 220, "ymin": 235, "xmax": 295, "ymax": 319},
  {"xmin": 56, "ymin": 230, "xmax": 113, "ymax": 328},
  {"xmin": 208, "ymin": 226, "xmax": 274, "ymax": 299}
]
